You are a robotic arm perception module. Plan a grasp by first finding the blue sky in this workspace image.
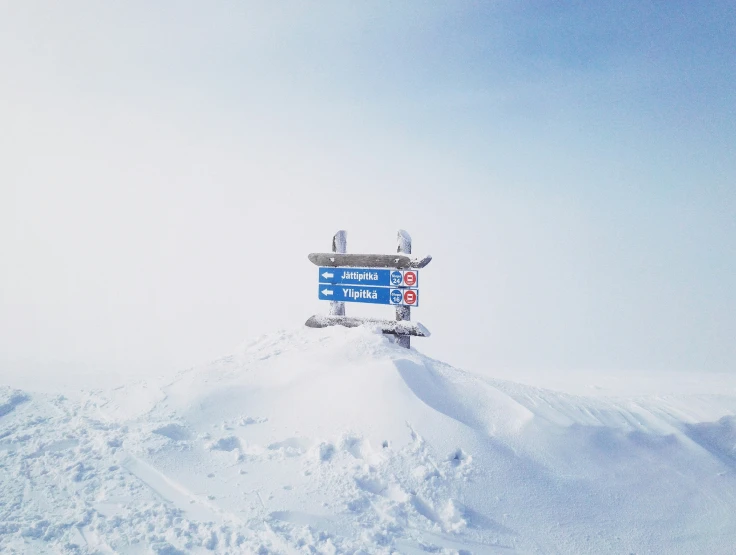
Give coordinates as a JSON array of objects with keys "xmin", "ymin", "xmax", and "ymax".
[{"xmin": 1, "ymin": 1, "xmax": 734, "ymax": 381}]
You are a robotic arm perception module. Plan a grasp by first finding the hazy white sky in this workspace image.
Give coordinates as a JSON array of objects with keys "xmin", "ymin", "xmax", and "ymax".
[{"xmin": 2, "ymin": 1, "xmax": 735, "ymax": 385}]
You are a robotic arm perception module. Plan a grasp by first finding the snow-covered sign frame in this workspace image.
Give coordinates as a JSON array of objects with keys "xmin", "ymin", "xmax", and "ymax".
[{"xmin": 305, "ymin": 230, "xmax": 432, "ymax": 348}]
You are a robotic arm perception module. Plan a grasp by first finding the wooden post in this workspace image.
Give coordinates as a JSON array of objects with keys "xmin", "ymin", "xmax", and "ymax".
[
  {"xmin": 396, "ymin": 229, "xmax": 411, "ymax": 348},
  {"xmin": 329, "ymin": 230, "xmax": 347, "ymax": 316}
]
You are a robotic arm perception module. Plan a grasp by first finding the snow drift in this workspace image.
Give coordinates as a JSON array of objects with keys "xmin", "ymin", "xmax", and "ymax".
[{"xmin": 2, "ymin": 327, "xmax": 736, "ymax": 554}]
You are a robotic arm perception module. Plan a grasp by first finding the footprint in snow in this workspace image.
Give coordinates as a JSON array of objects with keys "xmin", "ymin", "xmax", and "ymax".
[
  {"xmin": 152, "ymin": 424, "xmax": 192, "ymax": 441},
  {"xmin": 208, "ymin": 436, "xmax": 241, "ymax": 451},
  {"xmin": 448, "ymin": 448, "xmax": 472, "ymax": 467},
  {"xmin": 239, "ymin": 416, "xmax": 268, "ymax": 426},
  {"xmin": 267, "ymin": 437, "xmax": 310, "ymax": 457}
]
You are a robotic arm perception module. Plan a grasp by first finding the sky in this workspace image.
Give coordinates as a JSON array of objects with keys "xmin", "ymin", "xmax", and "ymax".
[{"xmin": 1, "ymin": 1, "xmax": 735, "ymax": 386}]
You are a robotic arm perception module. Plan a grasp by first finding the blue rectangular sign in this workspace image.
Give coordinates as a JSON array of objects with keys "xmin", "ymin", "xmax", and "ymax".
[
  {"xmin": 318, "ymin": 267, "xmax": 418, "ymax": 288},
  {"xmin": 318, "ymin": 284, "xmax": 419, "ymax": 307}
]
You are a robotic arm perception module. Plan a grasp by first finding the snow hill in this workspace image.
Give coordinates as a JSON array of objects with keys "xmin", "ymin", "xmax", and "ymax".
[{"xmin": 2, "ymin": 327, "xmax": 736, "ymax": 554}]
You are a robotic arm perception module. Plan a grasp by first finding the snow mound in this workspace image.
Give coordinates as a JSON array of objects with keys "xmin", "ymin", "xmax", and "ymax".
[{"xmin": 2, "ymin": 326, "xmax": 736, "ymax": 553}]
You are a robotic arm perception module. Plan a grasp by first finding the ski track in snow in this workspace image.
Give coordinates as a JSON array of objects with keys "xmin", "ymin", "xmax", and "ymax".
[{"xmin": 2, "ymin": 327, "xmax": 736, "ymax": 554}]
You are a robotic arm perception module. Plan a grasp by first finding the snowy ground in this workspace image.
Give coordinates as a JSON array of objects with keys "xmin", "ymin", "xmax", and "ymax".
[{"xmin": 2, "ymin": 327, "xmax": 736, "ymax": 554}]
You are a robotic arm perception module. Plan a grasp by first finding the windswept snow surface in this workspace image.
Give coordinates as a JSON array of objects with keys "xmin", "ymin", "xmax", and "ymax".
[{"xmin": 2, "ymin": 327, "xmax": 736, "ymax": 554}]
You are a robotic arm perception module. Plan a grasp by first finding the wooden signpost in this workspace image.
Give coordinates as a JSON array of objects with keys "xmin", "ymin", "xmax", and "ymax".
[
  {"xmin": 305, "ymin": 230, "xmax": 431, "ymax": 348},
  {"xmin": 395, "ymin": 230, "xmax": 412, "ymax": 349}
]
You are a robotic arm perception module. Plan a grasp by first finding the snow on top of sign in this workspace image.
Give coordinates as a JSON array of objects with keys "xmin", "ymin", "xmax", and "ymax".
[
  {"xmin": 3, "ymin": 327, "xmax": 736, "ymax": 553},
  {"xmin": 306, "ymin": 314, "xmax": 430, "ymax": 336}
]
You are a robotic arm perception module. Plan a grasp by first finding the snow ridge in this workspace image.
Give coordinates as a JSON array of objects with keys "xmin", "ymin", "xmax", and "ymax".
[{"xmin": 2, "ymin": 328, "xmax": 736, "ymax": 554}]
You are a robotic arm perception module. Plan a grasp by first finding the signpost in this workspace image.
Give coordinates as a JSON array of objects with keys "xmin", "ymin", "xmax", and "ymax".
[
  {"xmin": 318, "ymin": 268, "xmax": 419, "ymax": 288},
  {"xmin": 305, "ymin": 230, "xmax": 431, "ymax": 348},
  {"xmin": 395, "ymin": 230, "xmax": 412, "ymax": 348},
  {"xmin": 318, "ymin": 285, "xmax": 419, "ymax": 306},
  {"xmin": 329, "ymin": 230, "xmax": 347, "ymax": 317}
]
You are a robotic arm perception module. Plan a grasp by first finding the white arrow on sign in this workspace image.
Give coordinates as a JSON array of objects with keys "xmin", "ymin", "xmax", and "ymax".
[
  {"xmin": 321, "ymin": 272, "xmax": 334, "ymax": 279},
  {"xmin": 321, "ymin": 288, "xmax": 334, "ymax": 296}
]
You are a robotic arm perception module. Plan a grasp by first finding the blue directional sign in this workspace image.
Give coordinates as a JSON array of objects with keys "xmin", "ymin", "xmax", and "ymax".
[
  {"xmin": 318, "ymin": 267, "xmax": 418, "ymax": 288},
  {"xmin": 318, "ymin": 285, "xmax": 419, "ymax": 307}
]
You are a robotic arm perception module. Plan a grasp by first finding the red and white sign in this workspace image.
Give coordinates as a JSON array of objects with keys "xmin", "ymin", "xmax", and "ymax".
[
  {"xmin": 403, "ymin": 290, "xmax": 417, "ymax": 305},
  {"xmin": 403, "ymin": 271, "xmax": 417, "ymax": 287}
]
